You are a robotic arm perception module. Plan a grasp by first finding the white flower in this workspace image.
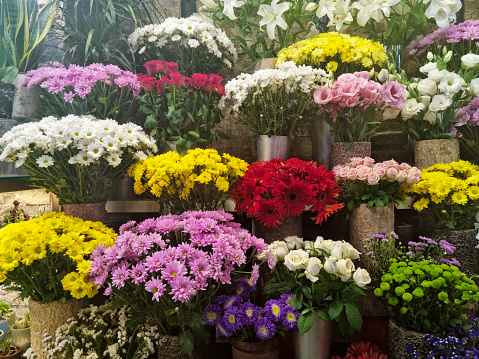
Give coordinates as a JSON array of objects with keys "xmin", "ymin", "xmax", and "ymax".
[
  {"xmin": 378, "ymin": 69, "xmax": 389, "ymax": 83},
  {"xmin": 305, "ymin": 2, "xmax": 318, "ymax": 12},
  {"xmin": 424, "ymin": 111, "xmax": 437, "ymax": 124},
  {"xmin": 417, "ymin": 78, "xmax": 438, "ymax": 96},
  {"xmin": 283, "ymin": 249, "xmax": 309, "ymax": 271},
  {"xmin": 188, "ymin": 39, "xmax": 200, "ymax": 48},
  {"xmin": 305, "ymin": 257, "xmax": 323, "ymax": 282},
  {"xmin": 274, "ymin": 241, "xmax": 290, "ymax": 260},
  {"xmin": 437, "ymin": 72, "xmax": 465, "ymax": 95},
  {"xmin": 419, "ymin": 62, "xmax": 437, "ymax": 74},
  {"xmin": 429, "ymin": 94, "xmax": 453, "ymax": 112},
  {"xmin": 425, "ymin": 0, "xmax": 462, "ymax": 28},
  {"xmin": 171, "ymin": 35, "xmax": 181, "ymax": 41},
  {"xmin": 315, "ymin": 0, "xmax": 340, "ymax": 19},
  {"xmin": 36, "ymin": 155, "xmax": 54, "ymax": 168},
  {"xmin": 428, "ymin": 68, "xmax": 448, "ymax": 83},
  {"xmin": 222, "ymin": 0, "xmax": 245, "ymax": 20},
  {"xmin": 353, "ymin": 0, "xmax": 394, "ymax": 26},
  {"xmin": 461, "ymin": 53, "xmax": 479, "ymax": 68},
  {"xmin": 201, "ymin": 0, "xmax": 218, "ymax": 9},
  {"xmin": 323, "ymin": 256, "xmax": 337, "ymax": 274},
  {"xmin": 353, "ymin": 267, "xmax": 371, "ymax": 288},
  {"xmin": 329, "ymin": 0, "xmax": 353, "ymax": 31},
  {"xmin": 314, "ymin": 236, "xmax": 334, "ymax": 254},
  {"xmin": 258, "ymin": 0, "xmax": 290, "ymax": 40},
  {"xmin": 383, "ymin": 108, "xmax": 400, "ymax": 120},
  {"xmin": 284, "ymin": 235, "xmax": 304, "ymax": 250},
  {"xmin": 335, "ymin": 258, "xmax": 355, "ymax": 282},
  {"xmin": 470, "ymin": 78, "xmax": 479, "ymax": 96},
  {"xmin": 401, "ymin": 98, "xmax": 426, "ymax": 120}
]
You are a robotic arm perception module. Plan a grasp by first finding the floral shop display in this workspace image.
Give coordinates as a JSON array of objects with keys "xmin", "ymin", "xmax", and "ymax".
[
  {"xmin": 0, "ymin": 212, "xmax": 116, "ymax": 358},
  {"xmin": 89, "ymin": 211, "xmax": 267, "ymax": 357},
  {"xmin": 332, "ymin": 157, "xmax": 420, "ymax": 251},
  {"xmin": 137, "ymin": 60, "xmax": 226, "ymax": 153},
  {"xmin": 0, "ymin": 115, "xmax": 157, "ymax": 222},
  {"xmin": 452, "ymin": 97, "xmax": 479, "ymax": 164},
  {"xmin": 314, "ymin": 72, "xmax": 406, "ymax": 167},
  {"xmin": 19, "ymin": 63, "xmax": 141, "ymax": 123},
  {"xmin": 374, "ymin": 259, "xmax": 479, "ymax": 359},
  {"xmin": 232, "ymin": 158, "xmax": 343, "ymax": 242},
  {"xmin": 404, "ymin": 160, "xmax": 479, "ymax": 277},
  {"xmin": 263, "ymin": 236, "xmax": 370, "ymax": 359},
  {"xmin": 129, "ymin": 148, "xmax": 248, "ymax": 213},
  {"xmin": 220, "ymin": 61, "xmax": 329, "ymax": 160},
  {"xmin": 276, "ymin": 32, "xmax": 388, "ymax": 77},
  {"xmin": 199, "ymin": 0, "xmax": 316, "ymax": 69},
  {"xmin": 203, "ymin": 280, "xmax": 299, "ymax": 359},
  {"xmin": 406, "ymin": 315, "xmax": 479, "ymax": 358},
  {"xmin": 128, "ymin": 15, "xmax": 237, "ymax": 76},
  {"xmin": 39, "ymin": 302, "xmax": 159, "ymax": 359}
]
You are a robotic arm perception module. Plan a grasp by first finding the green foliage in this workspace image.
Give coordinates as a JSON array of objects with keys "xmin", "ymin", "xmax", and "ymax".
[{"xmin": 0, "ymin": 302, "xmax": 12, "ymax": 317}]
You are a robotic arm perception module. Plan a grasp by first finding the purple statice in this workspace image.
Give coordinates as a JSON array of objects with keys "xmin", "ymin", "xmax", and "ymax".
[
  {"xmin": 255, "ymin": 317, "xmax": 276, "ymax": 341},
  {"xmin": 439, "ymin": 240, "xmax": 456, "ymax": 255},
  {"xmin": 452, "ymin": 97, "xmax": 479, "ymax": 132},
  {"xmin": 402, "ymin": 236, "xmax": 459, "ymax": 267}
]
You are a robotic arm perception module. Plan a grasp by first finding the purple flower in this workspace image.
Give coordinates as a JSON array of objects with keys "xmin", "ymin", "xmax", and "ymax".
[
  {"xmin": 281, "ymin": 306, "xmax": 299, "ymax": 330},
  {"xmin": 222, "ymin": 295, "xmax": 242, "ymax": 310},
  {"xmin": 439, "ymin": 240, "xmax": 456, "ymax": 255},
  {"xmin": 111, "ymin": 261, "xmax": 130, "ymax": 289},
  {"xmin": 145, "ymin": 277, "xmax": 166, "ymax": 301},
  {"xmin": 241, "ymin": 302, "xmax": 260, "ymax": 326},
  {"xmin": 215, "ymin": 320, "xmax": 231, "ymax": 338},
  {"xmin": 131, "ymin": 234, "xmax": 154, "ymax": 255},
  {"xmin": 169, "ymin": 276, "xmax": 196, "ymax": 303},
  {"xmin": 254, "ymin": 317, "xmax": 276, "ymax": 341},
  {"xmin": 204, "ymin": 304, "xmax": 222, "ymax": 325},
  {"xmin": 234, "ymin": 278, "xmax": 255, "ymax": 298},
  {"xmin": 137, "ymin": 218, "xmax": 158, "ymax": 234},
  {"xmin": 264, "ymin": 299, "xmax": 283, "ymax": 323},
  {"xmin": 130, "ymin": 262, "xmax": 148, "ymax": 285},
  {"xmin": 161, "ymin": 260, "xmax": 187, "ymax": 282},
  {"xmin": 63, "ymin": 91, "xmax": 74, "ymax": 103},
  {"xmin": 145, "ymin": 251, "xmax": 166, "ymax": 272},
  {"xmin": 224, "ymin": 307, "xmax": 244, "ymax": 332},
  {"xmin": 119, "ymin": 220, "xmax": 137, "ymax": 234},
  {"xmin": 280, "ymin": 294, "xmax": 293, "ymax": 307},
  {"xmin": 250, "ymin": 264, "xmax": 260, "ymax": 286},
  {"xmin": 190, "ymin": 256, "xmax": 211, "ymax": 280}
]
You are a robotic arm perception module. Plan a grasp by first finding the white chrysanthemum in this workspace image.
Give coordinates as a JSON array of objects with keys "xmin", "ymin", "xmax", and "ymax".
[{"xmin": 36, "ymin": 155, "xmax": 54, "ymax": 168}]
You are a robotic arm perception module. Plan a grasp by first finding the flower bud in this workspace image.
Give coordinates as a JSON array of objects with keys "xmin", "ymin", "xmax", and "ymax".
[
  {"xmin": 305, "ymin": 2, "xmax": 318, "ymax": 11},
  {"xmin": 444, "ymin": 51, "xmax": 452, "ymax": 62},
  {"xmin": 427, "ymin": 52, "xmax": 434, "ymax": 61}
]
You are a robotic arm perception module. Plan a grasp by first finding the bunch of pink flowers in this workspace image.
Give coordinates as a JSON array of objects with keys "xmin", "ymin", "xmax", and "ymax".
[{"xmin": 333, "ymin": 157, "xmax": 421, "ymax": 185}]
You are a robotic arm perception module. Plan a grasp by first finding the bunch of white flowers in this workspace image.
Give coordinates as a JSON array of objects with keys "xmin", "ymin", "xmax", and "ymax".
[
  {"xmin": 128, "ymin": 16, "xmax": 237, "ymax": 74},
  {"xmin": 38, "ymin": 302, "xmax": 159, "ymax": 359}
]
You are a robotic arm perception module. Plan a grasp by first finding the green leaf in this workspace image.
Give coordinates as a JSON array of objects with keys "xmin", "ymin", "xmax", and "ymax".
[
  {"xmin": 187, "ymin": 130, "xmax": 200, "ymax": 139},
  {"xmin": 97, "ymin": 97, "xmax": 107, "ymax": 105},
  {"xmin": 328, "ymin": 300, "xmax": 343, "ymax": 320},
  {"xmin": 290, "ymin": 292, "xmax": 303, "ymax": 310},
  {"xmin": 126, "ymin": 312, "xmax": 146, "ymax": 326},
  {"xmin": 144, "ymin": 114, "xmax": 157, "ymax": 129},
  {"xmin": 179, "ymin": 330, "xmax": 194, "ymax": 355},
  {"xmin": 315, "ymin": 309, "xmax": 330, "ymax": 322},
  {"xmin": 374, "ymin": 198, "xmax": 384, "ymax": 207},
  {"xmin": 297, "ymin": 311, "xmax": 315, "ymax": 334},
  {"xmin": 345, "ymin": 303, "xmax": 363, "ymax": 332}
]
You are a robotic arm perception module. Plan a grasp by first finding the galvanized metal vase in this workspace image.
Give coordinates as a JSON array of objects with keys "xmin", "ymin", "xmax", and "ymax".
[
  {"xmin": 257, "ymin": 135, "xmax": 290, "ymax": 161},
  {"xmin": 293, "ymin": 315, "xmax": 332, "ymax": 359}
]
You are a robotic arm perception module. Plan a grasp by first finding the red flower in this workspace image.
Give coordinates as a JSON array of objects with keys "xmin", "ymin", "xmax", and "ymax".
[
  {"xmin": 345, "ymin": 341, "xmax": 388, "ymax": 359},
  {"xmin": 155, "ymin": 80, "xmax": 165, "ymax": 94},
  {"xmin": 165, "ymin": 62, "xmax": 179, "ymax": 75},
  {"xmin": 273, "ymin": 177, "xmax": 314, "ymax": 217},
  {"xmin": 137, "ymin": 74, "xmax": 155, "ymax": 91},
  {"xmin": 144, "ymin": 60, "xmax": 167, "ymax": 75},
  {"xmin": 192, "ymin": 73, "xmax": 209, "ymax": 89},
  {"xmin": 217, "ymin": 84, "xmax": 225, "ymax": 96},
  {"xmin": 169, "ymin": 73, "xmax": 184, "ymax": 87},
  {"xmin": 210, "ymin": 74, "xmax": 223, "ymax": 84},
  {"xmin": 256, "ymin": 199, "xmax": 283, "ymax": 228}
]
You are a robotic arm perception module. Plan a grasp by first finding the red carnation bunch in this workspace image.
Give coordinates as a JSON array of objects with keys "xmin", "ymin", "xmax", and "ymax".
[
  {"xmin": 137, "ymin": 60, "xmax": 226, "ymax": 153},
  {"xmin": 232, "ymin": 158, "xmax": 343, "ymax": 228}
]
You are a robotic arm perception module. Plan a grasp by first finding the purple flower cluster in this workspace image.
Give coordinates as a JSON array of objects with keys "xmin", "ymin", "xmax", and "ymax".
[
  {"xmin": 407, "ymin": 20, "xmax": 479, "ymax": 57},
  {"xmin": 406, "ymin": 315, "xmax": 479, "ymax": 358},
  {"xmin": 21, "ymin": 62, "xmax": 141, "ymax": 101},
  {"xmin": 204, "ymin": 286, "xmax": 298, "ymax": 342},
  {"xmin": 89, "ymin": 210, "xmax": 267, "ymax": 304},
  {"xmin": 452, "ymin": 97, "xmax": 479, "ymax": 131},
  {"xmin": 405, "ymin": 236, "xmax": 460, "ymax": 267}
]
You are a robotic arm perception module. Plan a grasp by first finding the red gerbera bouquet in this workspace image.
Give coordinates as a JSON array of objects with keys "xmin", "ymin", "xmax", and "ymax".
[{"xmin": 232, "ymin": 158, "xmax": 343, "ymax": 227}]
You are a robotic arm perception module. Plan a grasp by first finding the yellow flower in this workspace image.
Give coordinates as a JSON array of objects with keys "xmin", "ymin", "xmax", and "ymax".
[
  {"xmin": 413, "ymin": 198, "xmax": 430, "ymax": 212},
  {"xmin": 467, "ymin": 186, "xmax": 479, "ymax": 200},
  {"xmin": 451, "ymin": 191, "xmax": 468, "ymax": 205}
]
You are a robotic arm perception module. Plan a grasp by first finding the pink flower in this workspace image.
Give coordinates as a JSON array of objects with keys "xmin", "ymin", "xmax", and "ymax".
[
  {"xmin": 357, "ymin": 165, "xmax": 372, "ymax": 181},
  {"xmin": 386, "ymin": 167, "xmax": 399, "ymax": 181},
  {"xmin": 161, "ymin": 260, "xmax": 187, "ymax": 282},
  {"xmin": 338, "ymin": 167, "xmax": 350, "ymax": 179},
  {"xmin": 170, "ymin": 276, "xmax": 196, "ymax": 303},
  {"xmin": 350, "ymin": 157, "xmax": 363, "ymax": 167},
  {"xmin": 399, "ymin": 163, "xmax": 411, "ymax": 171},
  {"xmin": 363, "ymin": 157, "xmax": 375, "ymax": 168},
  {"xmin": 397, "ymin": 170, "xmax": 408, "ymax": 183},
  {"xmin": 250, "ymin": 264, "xmax": 260, "ymax": 285},
  {"xmin": 373, "ymin": 164, "xmax": 387, "ymax": 177},
  {"xmin": 355, "ymin": 71, "xmax": 370, "ymax": 79},
  {"xmin": 314, "ymin": 87, "xmax": 333, "ymax": 105},
  {"xmin": 367, "ymin": 172, "xmax": 380, "ymax": 185},
  {"xmin": 406, "ymin": 173, "xmax": 420, "ymax": 184},
  {"xmin": 347, "ymin": 168, "xmax": 358, "ymax": 180},
  {"xmin": 145, "ymin": 277, "xmax": 166, "ymax": 301},
  {"xmin": 379, "ymin": 81, "xmax": 406, "ymax": 110}
]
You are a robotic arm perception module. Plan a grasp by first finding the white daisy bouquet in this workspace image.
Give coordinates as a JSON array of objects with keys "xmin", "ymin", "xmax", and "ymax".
[
  {"xmin": 0, "ymin": 115, "xmax": 157, "ymax": 204},
  {"xmin": 393, "ymin": 49, "xmax": 479, "ymax": 141},
  {"xmin": 128, "ymin": 16, "xmax": 237, "ymax": 76},
  {"xmin": 219, "ymin": 61, "xmax": 329, "ymax": 138}
]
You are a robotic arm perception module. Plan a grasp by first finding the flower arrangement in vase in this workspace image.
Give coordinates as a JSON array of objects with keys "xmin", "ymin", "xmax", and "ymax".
[
  {"xmin": 20, "ymin": 63, "xmax": 141, "ymax": 123},
  {"xmin": 0, "ymin": 115, "xmax": 157, "ymax": 205},
  {"xmin": 276, "ymin": 32, "xmax": 388, "ymax": 77},
  {"xmin": 128, "ymin": 15, "xmax": 237, "ymax": 76},
  {"xmin": 199, "ymin": 0, "xmax": 317, "ymax": 68},
  {"xmin": 137, "ymin": 60, "xmax": 226, "ymax": 153},
  {"xmin": 89, "ymin": 211, "xmax": 267, "ymax": 355},
  {"xmin": 232, "ymin": 158, "xmax": 343, "ymax": 228},
  {"xmin": 129, "ymin": 148, "xmax": 248, "ymax": 213},
  {"xmin": 263, "ymin": 236, "xmax": 370, "ymax": 336}
]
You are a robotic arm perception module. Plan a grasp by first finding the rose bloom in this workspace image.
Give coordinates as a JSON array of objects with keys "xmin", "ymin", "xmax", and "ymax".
[
  {"xmin": 367, "ymin": 172, "xmax": 380, "ymax": 185},
  {"xmin": 363, "ymin": 157, "xmax": 375, "ymax": 168},
  {"xmin": 356, "ymin": 165, "xmax": 371, "ymax": 181},
  {"xmin": 347, "ymin": 168, "xmax": 358, "ymax": 180}
]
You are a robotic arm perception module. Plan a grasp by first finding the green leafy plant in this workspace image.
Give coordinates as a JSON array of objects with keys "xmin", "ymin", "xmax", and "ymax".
[
  {"xmin": 374, "ymin": 260, "xmax": 479, "ymax": 334},
  {"xmin": 0, "ymin": 0, "xmax": 57, "ymax": 82},
  {"xmin": 53, "ymin": 0, "xmax": 164, "ymax": 71},
  {"xmin": 0, "ymin": 337, "xmax": 19, "ymax": 356},
  {"xmin": 0, "ymin": 302, "xmax": 12, "ymax": 318}
]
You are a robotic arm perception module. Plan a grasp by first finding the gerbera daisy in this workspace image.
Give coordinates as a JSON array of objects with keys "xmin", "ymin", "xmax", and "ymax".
[
  {"xmin": 256, "ymin": 199, "xmax": 283, "ymax": 228},
  {"xmin": 273, "ymin": 177, "xmax": 314, "ymax": 217}
]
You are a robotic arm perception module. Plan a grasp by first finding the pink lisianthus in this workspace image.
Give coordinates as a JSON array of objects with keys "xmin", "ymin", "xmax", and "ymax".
[{"xmin": 379, "ymin": 81, "xmax": 407, "ymax": 110}]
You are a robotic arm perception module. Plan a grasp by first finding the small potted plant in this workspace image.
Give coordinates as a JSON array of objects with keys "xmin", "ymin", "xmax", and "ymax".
[
  {"xmin": 0, "ymin": 337, "xmax": 21, "ymax": 359},
  {"xmin": 0, "ymin": 303, "xmax": 14, "ymax": 339},
  {"xmin": 10, "ymin": 313, "xmax": 29, "ymax": 353}
]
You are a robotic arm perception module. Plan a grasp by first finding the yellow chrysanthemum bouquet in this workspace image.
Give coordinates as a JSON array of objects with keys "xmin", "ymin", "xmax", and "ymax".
[
  {"xmin": 276, "ymin": 32, "xmax": 388, "ymax": 77},
  {"xmin": 405, "ymin": 160, "xmax": 479, "ymax": 232},
  {"xmin": 129, "ymin": 148, "xmax": 248, "ymax": 213},
  {"xmin": 0, "ymin": 212, "xmax": 116, "ymax": 302}
]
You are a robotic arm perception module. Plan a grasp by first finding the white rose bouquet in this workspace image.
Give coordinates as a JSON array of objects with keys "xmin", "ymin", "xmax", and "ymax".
[
  {"xmin": 0, "ymin": 115, "xmax": 157, "ymax": 204},
  {"xmin": 128, "ymin": 16, "xmax": 237, "ymax": 76},
  {"xmin": 262, "ymin": 236, "xmax": 371, "ymax": 336},
  {"xmin": 219, "ymin": 61, "xmax": 329, "ymax": 138}
]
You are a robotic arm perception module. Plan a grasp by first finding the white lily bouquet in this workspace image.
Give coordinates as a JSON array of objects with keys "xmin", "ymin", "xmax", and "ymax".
[
  {"xmin": 219, "ymin": 61, "xmax": 330, "ymax": 138},
  {"xmin": 0, "ymin": 115, "xmax": 157, "ymax": 204},
  {"xmin": 262, "ymin": 236, "xmax": 370, "ymax": 335},
  {"xmin": 128, "ymin": 15, "xmax": 237, "ymax": 76}
]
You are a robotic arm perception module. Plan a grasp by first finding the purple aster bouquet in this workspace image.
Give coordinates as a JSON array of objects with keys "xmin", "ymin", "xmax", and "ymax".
[
  {"xmin": 20, "ymin": 62, "xmax": 141, "ymax": 123},
  {"xmin": 88, "ymin": 210, "xmax": 267, "ymax": 355},
  {"xmin": 204, "ymin": 281, "xmax": 299, "ymax": 343},
  {"xmin": 452, "ymin": 98, "xmax": 479, "ymax": 163}
]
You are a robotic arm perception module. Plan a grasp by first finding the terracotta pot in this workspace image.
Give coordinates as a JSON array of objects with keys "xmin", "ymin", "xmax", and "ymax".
[
  {"xmin": 388, "ymin": 319, "xmax": 428, "ymax": 359},
  {"xmin": 253, "ymin": 215, "xmax": 302, "ymax": 245},
  {"xmin": 232, "ymin": 337, "xmax": 280, "ymax": 359},
  {"xmin": 431, "ymin": 229, "xmax": 478, "ymax": 278},
  {"xmin": 0, "ymin": 345, "xmax": 21, "ymax": 359},
  {"xmin": 414, "ymin": 138, "xmax": 460, "ymax": 170},
  {"xmin": 349, "ymin": 203, "xmax": 395, "ymax": 253},
  {"xmin": 62, "ymin": 202, "xmax": 107, "ymax": 223},
  {"xmin": 330, "ymin": 142, "xmax": 371, "ymax": 168},
  {"xmin": 29, "ymin": 298, "xmax": 84, "ymax": 359}
]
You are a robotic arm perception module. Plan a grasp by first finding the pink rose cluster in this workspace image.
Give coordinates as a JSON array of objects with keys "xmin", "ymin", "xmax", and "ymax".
[
  {"xmin": 313, "ymin": 72, "xmax": 406, "ymax": 120},
  {"xmin": 89, "ymin": 211, "xmax": 267, "ymax": 304},
  {"xmin": 332, "ymin": 157, "xmax": 421, "ymax": 186}
]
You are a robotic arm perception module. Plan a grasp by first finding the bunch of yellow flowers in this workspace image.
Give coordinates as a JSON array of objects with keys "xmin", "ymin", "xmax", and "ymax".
[
  {"xmin": 129, "ymin": 148, "xmax": 249, "ymax": 213},
  {"xmin": 405, "ymin": 160, "xmax": 479, "ymax": 231},
  {"xmin": 276, "ymin": 32, "xmax": 388, "ymax": 77},
  {"xmin": 0, "ymin": 212, "xmax": 116, "ymax": 302}
]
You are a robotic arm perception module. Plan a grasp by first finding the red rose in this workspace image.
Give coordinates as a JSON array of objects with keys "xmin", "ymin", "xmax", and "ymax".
[
  {"xmin": 155, "ymin": 80, "xmax": 165, "ymax": 94},
  {"xmin": 210, "ymin": 74, "xmax": 223, "ymax": 85},
  {"xmin": 144, "ymin": 60, "xmax": 167, "ymax": 75},
  {"xmin": 191, "ymin": 73, "xmax": 208, "ymax": 89},
  {"xmin": 165, "ymin": 62, "xmax": 179, "ymax": 75},
  {"xmin": 169, "ymin": 73, "xmax": 184, "ymax": 87},
  {"xmin": 138, "ymin": 74, "xmax": 155, "ymax": 91}
]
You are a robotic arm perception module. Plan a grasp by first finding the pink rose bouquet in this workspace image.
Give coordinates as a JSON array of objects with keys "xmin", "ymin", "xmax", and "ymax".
[
  {"xmin": 314, "ymin": 72, "xmax": 406, "ymax": 146},
  {"xmin": 332, "ymin": 157, "xmax": 420, "ymax": 212},
  {"xmin": 89, "ymin": 210, "xmax": 267, "ymax": 355}
]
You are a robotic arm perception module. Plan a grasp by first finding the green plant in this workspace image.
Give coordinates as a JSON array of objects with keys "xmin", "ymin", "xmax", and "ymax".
[
  {"xmin": 0, "ymin": 0, "xmax": 57, "ymax": 81},
  {"xmin": 14, "ymin": 312, "xmax": 29, "ymax": 329},
  {"xmin": 53, "ymin": 0, "xmax": 164, "ymax": 71},
  {"xmin": 0, "ymin": 303, "xmax": 12, "ymax": 318},
  {"xmin": 0, "ymin": 337, "xmax": 19, "ymax": 356},
  {"xmin": 374, "ymin": 260, "xmax": 479, "ymax": 334}
]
